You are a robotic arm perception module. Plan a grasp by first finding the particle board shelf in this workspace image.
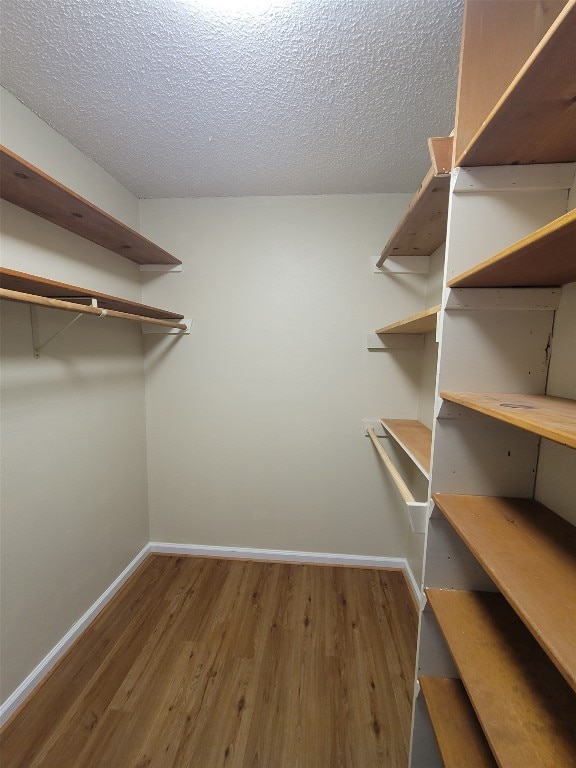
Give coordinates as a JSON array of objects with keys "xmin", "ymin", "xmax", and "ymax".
[
  {"xmin": 0, "ymin": 146, "xmax": 181, "ymax": 267},
  {"xmin": 448, "ymin": 209, "xmax": 576, "ymax": 288},
  {"xmin": 433, "ymin": 494, "xmax": 576, "ymax": 691},
  {"xmin": 0, "ymin": 268, "xmax": 183, "ymax": 322},
  {"xmin": 440, "ymin": 391, "xmax": 576, "ymax": 449},
  {"xmin": 376, "ymin": 305, "xmax": 440, "ymax": 335},
  {"xmin": 380, "ymin": 419, "xmax": 432, "ymax": 478},
  {"xmin": 426, "ymin": 589, "xmax": 576, "ymax": 768},
  {"xmin": 455, "ymin": 1, "xmax": 576, "ymax": 168},
  {"xmin": 419, "ymin": 676, "xmax": 497, "ymax": 768},
  {"xmin": 377, "ymin": 137, "xmax": 452, "ymax": 266}
]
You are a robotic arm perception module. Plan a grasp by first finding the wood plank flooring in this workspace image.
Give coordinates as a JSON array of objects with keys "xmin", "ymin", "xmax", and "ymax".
[{"xmin": 0, "ymin": 555, "xmax": 418, "ymax": 768}]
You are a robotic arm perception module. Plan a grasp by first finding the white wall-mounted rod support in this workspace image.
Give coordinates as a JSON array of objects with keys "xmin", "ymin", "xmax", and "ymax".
[
  {"xmin": 367, "ymin": 427, "xmax": 416, "ymax": 504},
  {"xmin": 0, "ymin": 288, "xmax": 188, "ymax": 331}
]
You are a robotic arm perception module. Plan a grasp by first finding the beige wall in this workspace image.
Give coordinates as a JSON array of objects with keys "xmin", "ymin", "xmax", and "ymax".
[
  {"xmin": 0, "ymin": 86, "xmax": 433, "ymax": 704},
  {"xmin": 0, "ymin": 89, "xmax": 149, "ymax": 701},
  {"xmin": 140, "ymin": 194, "xmax": 425, "ymax": 560}
]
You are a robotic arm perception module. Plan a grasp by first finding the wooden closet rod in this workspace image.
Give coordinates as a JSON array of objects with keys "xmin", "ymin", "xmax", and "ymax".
[
  {"xmin": 367, "ymin": 427, "xmax": 416, "ymax": 504},
  {"xmin": 0, "ymin": 288, "xmax": 188, "ymax": 331}
]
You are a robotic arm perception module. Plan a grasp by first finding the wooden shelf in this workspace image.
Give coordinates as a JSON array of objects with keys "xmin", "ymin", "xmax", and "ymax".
[
  {"xmin": 440, "ymin": 391, "xmax": 576, "ymax": 449},
  {"xmin": 377, "ymin": 137, "xmax": 452, "ymax": 266},
  {"xmin": 376, "ymin": 305, "xmax": 440, "ymax": 335},
  {"xmin": 0, "ymin": 146, "xmax": 181, "ymax": 267},
  {"xmin": 0, "ymin": 268, "xmax": 183, "ymax": 322},
  {"xmin": 455, "ymin": 1, "xmax": 576, "ymax": 167},
  {"xmin": 380, "ymin": 419, "xmax": 432, "ymax": 477},
  {"xmin": 420, "ymin": 676, "xmax": 497, "ymax": 768},
  {"xmin": 449, "ymin": 209, "xmax": 576, "ymax": 288},
  {"xmin": 427, "ymin": 589, "xmax": 576, "ymax": 768},
  {"xmin": 433, "ymin": 494, "xmax": 576, "ymax": 691}
]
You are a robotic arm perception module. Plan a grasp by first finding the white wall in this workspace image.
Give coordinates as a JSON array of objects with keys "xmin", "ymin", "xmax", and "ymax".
[
  {"xmin": 0, "ymin": 89, "xmax": 149, "ymax": 702},
  {"xmin": 140, "ymin": 194, "xmax": 426, "ymax": 561}
]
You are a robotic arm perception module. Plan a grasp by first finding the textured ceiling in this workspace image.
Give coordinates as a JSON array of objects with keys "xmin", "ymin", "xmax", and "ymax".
[{"xmin": 0, "ymin": 0, "xmax": 463, "ymax": 198}]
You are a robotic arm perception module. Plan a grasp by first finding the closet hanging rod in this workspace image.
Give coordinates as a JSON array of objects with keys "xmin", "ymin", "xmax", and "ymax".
[
  {"xmin": 0, "ymin": 288, "xmax": 188, "ymax": 331},
  {"xmin": 366, "ymin": 427, "xmax": 415, "ymax": 504}
]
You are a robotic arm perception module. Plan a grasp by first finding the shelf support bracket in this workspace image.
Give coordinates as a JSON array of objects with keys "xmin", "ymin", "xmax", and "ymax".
[{"xmin": 30, "ymin": 298, "xmax": 97, "ymax": 358}]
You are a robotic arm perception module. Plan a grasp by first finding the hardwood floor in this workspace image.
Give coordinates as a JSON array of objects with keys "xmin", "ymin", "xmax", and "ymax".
[{"xmin": 0, "ymin": 555, "xmax": 418, "ymax": 768}]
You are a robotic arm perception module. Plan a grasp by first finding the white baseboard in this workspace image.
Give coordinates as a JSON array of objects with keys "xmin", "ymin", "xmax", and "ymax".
[
  {"xmin": 1, "ymin": 541, "xmax": 421, "ymax": 727},
  {"xmin": 0, "ymin": 543, "xmax": 151, "ymax": 727},
  {"xmin": 150, "ymin": 541, "xmax": 421, "ymax": 603},
  {"xmin": 402, "ymin": 560, "xmax": 421, "ymax": 606}
]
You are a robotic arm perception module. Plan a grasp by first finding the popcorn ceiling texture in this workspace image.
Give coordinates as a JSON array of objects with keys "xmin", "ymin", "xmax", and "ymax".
[{"xmin": 0, "ymin": 0, "xmax": 463, "ymax": 198}]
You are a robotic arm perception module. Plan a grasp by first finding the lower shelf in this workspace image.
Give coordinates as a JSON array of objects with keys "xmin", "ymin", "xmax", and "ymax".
[
  {"xmin": 433, "ymin": 494, "xmax": 576, "ymax": 691},
  {"xmin": 420, "ymin": 676, "xmax": 496, "ymax": 768},
  {"xmin": 426, "ymin": 589, "xmax": 576, "ymax": 768},
  {"xmin": 0, "ymin": 268, "xmax": 183, "ymax": 321},
  {"xmin": 380, "ymin": 419, "xmax": 432, "ymax": 477}
]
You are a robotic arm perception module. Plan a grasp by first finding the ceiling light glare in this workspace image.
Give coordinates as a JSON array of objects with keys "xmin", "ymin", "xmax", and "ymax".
[{"xmin": 189, "ymin": 0, "xmax": 293, "ymax": 18}]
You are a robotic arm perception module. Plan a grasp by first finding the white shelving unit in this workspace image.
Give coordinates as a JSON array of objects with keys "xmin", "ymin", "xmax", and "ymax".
[{"xmin": 406, "ymin": 2, "xmax": 576, "ymax": 765}]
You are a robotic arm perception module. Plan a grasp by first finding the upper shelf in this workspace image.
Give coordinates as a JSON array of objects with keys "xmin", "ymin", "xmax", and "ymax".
[
  {"xmin": 454, "ymin": 1, "xmax": 576, "ymax": 167},
  {"xmin": 377, "ymin": 137, "xmax": 452, "ymax": 267},
  {"xmin": 440, "ymin": 391, "xmax": 576, "ymax": 449},
  {"xmin": 427, "ymin": 589, "xmax": 576, "ymax": 768},
  {"xmin": 449, "ymin": 209, "xmax": 576, "ymax": 288},
  {"xmin": 376, "ymin": 305, "xmax": 440, "ymax": 335},
  {"xmin": 380, "ymin": 419, "xmax": 432, "ymax": 478},
  {"xmin": 0, "ymin": 146, "xmax": 181, "ymax": 267},
  {"xmin": 433, "ymin": 494, "xmax": 576, "ymax": 691},
  {"xmin": 0, "ymin": 268, "xmax": 183, "ymax": 322}
]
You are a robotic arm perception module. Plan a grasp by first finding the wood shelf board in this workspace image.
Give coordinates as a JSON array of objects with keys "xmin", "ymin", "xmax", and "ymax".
[
  {"xmin": 433, "ymin": 494, "xmax": 576, "ymax": 691},
  {"xmin": 0, "ymin": 268, "xmax": 184, "ymax": 321},
  {"xmin": 0, "ymin": 146, "xmax": 181, "ymax": 267},
  {"xmin": 456, "ymin": 1, "xmax": 576, "ymax": 167},
  {"xmin": 428, "ymin": 136, "xmax": 454, "ymax": 176},
  {"xmin": 426, "ymin": 589, "xmax": 576, "ymax": 768},
  {"xmin": 440, "ymin": 391, "xmax": 576, "ymax": 449},
  {"xmin": 449, "ymin": 209, "xmax": 576, "ymax": 288},
  {"xmin": 376, "ymin": 305, "xmax": 440, "ymax": 335},
  {"xmin": 420, "ymin": 676, "xmax": 497, "ymax": 768},
  {"xmin": 379, "ymin": 166, "xmax": 450, "ymax": 262},
  {"xmin": 380, "ymin": 419, "xmax": 432, "ymax": 476}
]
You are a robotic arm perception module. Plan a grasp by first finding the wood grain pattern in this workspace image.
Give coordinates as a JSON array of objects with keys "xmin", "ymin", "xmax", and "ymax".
[
  {"xmin": 0, "ymin": 268, "xmax": 184, "ymax": 321},
  {"xmin": 440, "ymin": 391, "xmax": 576, "ymax": 449},
  {"xmin": 420, "ymin": 676, "xmax": 497, "ymax": 768},
  {"xmin": 426, "ymin": 589, "xmax": 576, "ymax": 768},
  {"xmin": 433, "ymin": 494, "xmax": 576, "ymax": 691},
  {"xmin": 454, "ymin": 1, "xmax": 572, "ymax": 166},
  {"xmin": 428, "ymin": 137, "xmax": 453, "ymax": 176},
  {"xmin": 380, "ymin": 419, "xmax": 432, "ymax": 477},
  {"xmin": 376, "ymin": 305, "xmax": 439, "ymax": 335},
  {"xmin": 0, "ymin": 146, "xmax": 181, "ymax": 266},
  {"xmin": 0, "ymin": 555, "xmax": 418, "ymax": 768},
  {"xmin": 448, "ymin": 209, "xmax": 576, "ymax": 288},
  {"xmin": 377, "ymin": 167, "xmax": 450, "ymax": 265}
]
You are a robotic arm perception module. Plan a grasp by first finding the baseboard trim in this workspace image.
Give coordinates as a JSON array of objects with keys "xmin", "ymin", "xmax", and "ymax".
[
  {"xmin": 150, "ymin": 541, "xmax": 421, "ymax": 603},
  {"xmin": 402, "ymin": 560, "xmax": 422, "ymax": 610},
  {"xmin": 1, "ymin": 541, "xmax": 421, "ymax": 726},
  {"xmin": 151, "ymin": 540, "xmax": 404, "ymax": 567},
  {"xmin": 0, "ymin": 543, "xmax": 151, "ymax": 727}
]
